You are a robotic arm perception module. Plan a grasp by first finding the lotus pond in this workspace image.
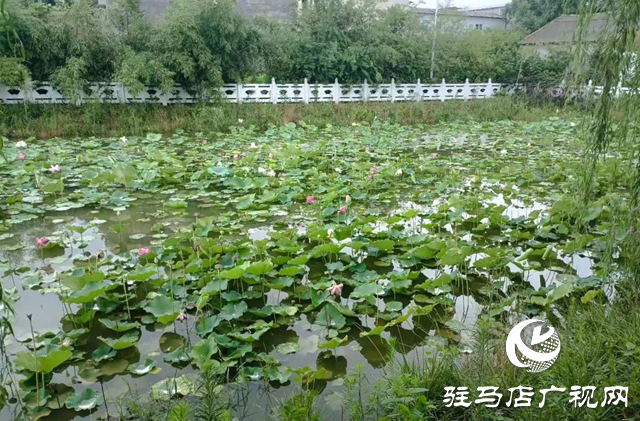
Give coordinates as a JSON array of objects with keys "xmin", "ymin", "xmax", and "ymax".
[{"xmin": 0, "ymin": 119, "xmax": 621, "ymax": 420}]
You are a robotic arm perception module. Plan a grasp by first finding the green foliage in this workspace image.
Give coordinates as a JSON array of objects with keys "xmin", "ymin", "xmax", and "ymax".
[
  {"xmin": 346, "ymin": 283, "xmax": 640, "ymax": 420},
  {"xmin": 52, "ymin": 56, "xmax": 88, "ymax": 100},
  {"xmin": 115, "ymin": 49, "xmax": 174, "ymax": 95},
  {"xmin": 276, "ymin": 390, "xmax": 320, "ymax": 421},
  {"xmin": 0, "ymin": 98, "xmax": 580, "ymax": 139},
  {"xmin": 520, "ymin": 49, "xmax": 573, "ymax": 87},
  {"xmin": 154, "ymin": 0, "xmax": 258, "ymax": 94},
  {"xmin": 0, "ymin": 56, "xmax": 29, "ymax": 85},
  {"xmin": 508, "ymin": 0, "xmax": 580, "ymax": 33},
  {"xmin": 0, "ymin": 0, "xmax": 578, "ymax": 93}
]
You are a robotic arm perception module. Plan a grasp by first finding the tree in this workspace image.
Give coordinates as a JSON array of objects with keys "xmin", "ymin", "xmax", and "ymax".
[{"xmin": 508, "ymin": 0, "xmax": 579, "ymax": 33}]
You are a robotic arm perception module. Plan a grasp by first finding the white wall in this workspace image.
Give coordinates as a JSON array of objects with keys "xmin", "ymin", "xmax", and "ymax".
[
  {"xmin": 465, "ymin": 16, "xmax": 507, "ymax": 30},
  {"xmin": 419, "ymin": 14, "xmax": 507, "ymax": 30}
]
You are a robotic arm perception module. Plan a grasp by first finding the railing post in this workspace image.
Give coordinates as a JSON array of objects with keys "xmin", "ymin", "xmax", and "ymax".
[
  {"xmin": 416, "ymin": 78, "xmax": 422, "ymax": 102},
  {"xmin": 390, "ymin": 78, "xmax": 396, "ymax": 103},
  {"xmin": 333, "ymin": 78, "xmax": 340, "ymax": 104},
  {"xmin": 440, "ymin": 78, "xmax": 446, "ymax": 102},
  {"xmin": 237, "ymin": 83, "xmax": 243, "ymax": 104},
  {"xmin": 486, "ymin": 78, "xmax": 493, "ymax": 98},
  {"xmin": 271, "ymin": 78, "xmax": 278, "ymax": 104},
  {"xmin": 463, "ymin": 78, "xmax": 470, "ymax": 101},
  {"xmin": 303, "ymin": 78, "xmax": 310, "ymax": 104},
  {"xmin": 363, "ymin": 79, "xmax": 368, "ymax": 102}
]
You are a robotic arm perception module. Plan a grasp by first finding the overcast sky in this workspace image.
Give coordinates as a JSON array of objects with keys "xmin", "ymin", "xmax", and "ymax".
[{"xmin": 416, "ymin": 0, "xmax": 508, "ymax": 8}]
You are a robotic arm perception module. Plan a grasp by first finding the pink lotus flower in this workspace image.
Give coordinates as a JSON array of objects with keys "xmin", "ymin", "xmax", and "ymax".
[
  {"xmin": 268, "ymin": 153, "xmax": 274, "ymax": 159},
  {"xmin": 345, "ymin": 194, "xmax": 352, "ymax": 204},
  {"xmin": 368, "ymin": 174, "xmax": 374, "ymax": 181},
  {"xmin": 365, "ymin": 146, "xmax": 370, "ymax": 152},
  {"xmin": 306, "ymin": 195, "xmax": 318, "ymax": 204},
  {"xmin": 36, "ymin": 237, "xmax": 50, "ymax": 248},
  {"xmin": 138, "ymin": 247, "xmax": 151, "ymax": 256},
  {"xmin": 370, "ymin": 167, "xmax": 378, "ymax": 175},
  {"xmin": 431, "ymin": 153, "xmax": 438, "ymax": 159},
  {"xmin": 176, "ymin": 313, "xmax": 187, "ymax": 322},
  {"xmin": 49, "ymin": 165, "xmax": 61, "ymax": 173},
  {"xmin": 18, "ymin": 153, "xmax": 26, "ymax": 160},
  {"xmin": 233, "ymin": 154, "xmax": 239, "ymax": 160},
  {"xmin": 338, "ymin": 205, "xmax": 348, "ymax": 214},
  {"xmin": 354, "ymin": 130, "xmax": 360, "ymax": 136},
  {"xmin": 328, "ymin": 282, "xmax": 343, "ymax": 296},
  {"xmin": 202, "ymin": 139, "xmax": 207, "ymax": 145}
]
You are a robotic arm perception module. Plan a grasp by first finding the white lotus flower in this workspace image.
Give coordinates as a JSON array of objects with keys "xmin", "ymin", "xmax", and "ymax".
[
  {"xmin": 258, "ymin": 167, "xmax": 266, "ymax": 174},
  {"xmin": 250, "ymin": 142, "xmax": 258, "ymax": 149},
  {"xmin": 216, "ymin": 161, "xmax": 222, "ymax": 166},
  {"xmin": 377, "ymin": 278, "xmax": 390, "ymax": 287},
  {"xmin": 570, "ymin": 122, "xmax": 576, "ymax": 127},
  {"xmin": 395, "ymin": 168, "xmax": 403, "ymax": 176},
  {"xmin": 327, "ymin": 228, "xmax": 335, "ymax": 237},
  {"xmin": 500, "ymin": 149, "xmax": 507, "ymax": 155},
  {"xmin": 267, "ymin": 170, "xmax": 276, "ymax": 177},
  {"xmin": 238, "ymin": 119, "xmax": 244, "ymax": 124},
  {"xmin": 335, "ymin": 167, "xmax": 342, "ymax": 174},
  {"xmin": 15, "ymin": 141, "xmax": 27, "ymax": 148},
  {"xmin": 120, "ymin": 136, "xmax": 128, "ymax": 143}
]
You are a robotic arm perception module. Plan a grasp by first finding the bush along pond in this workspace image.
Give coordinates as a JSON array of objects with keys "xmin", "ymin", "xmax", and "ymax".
[{"xmin": 0, "ymin": 119, "xmax": 623, "ymax": 420}]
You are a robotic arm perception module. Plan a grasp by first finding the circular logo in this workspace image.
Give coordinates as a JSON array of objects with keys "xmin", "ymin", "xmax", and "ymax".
[{"xmin": 506, "ymin": 319, "xmax": 560, "ymax": 373}]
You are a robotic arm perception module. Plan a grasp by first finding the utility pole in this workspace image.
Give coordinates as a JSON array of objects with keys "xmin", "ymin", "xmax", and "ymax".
[{"xmin": 413, "ymin": 0, "xmax": 439, "ymax": 81}]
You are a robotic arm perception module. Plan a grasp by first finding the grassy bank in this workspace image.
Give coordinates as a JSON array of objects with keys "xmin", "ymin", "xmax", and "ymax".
[{"xmin": 0, "ymin": 96, "xmax": 575, "ymax": 139}]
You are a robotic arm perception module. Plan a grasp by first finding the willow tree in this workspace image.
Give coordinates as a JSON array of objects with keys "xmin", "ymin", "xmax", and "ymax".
[
  {"xmin": 576, "ymin": 0, "xmax": 640, "ymax": 275},
  {"xmin": 579, "ymin": 1, "xmax": 640, "ymax": 199}
]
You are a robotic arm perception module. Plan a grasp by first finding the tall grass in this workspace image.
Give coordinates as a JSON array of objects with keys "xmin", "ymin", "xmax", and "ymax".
[
  {"xmin": 341, "ymin": 281, "xmax": 640, "ymax": 421},
  {"xmin": 0, "ymin": 97, "xmax": 576, "ymax": 140}
]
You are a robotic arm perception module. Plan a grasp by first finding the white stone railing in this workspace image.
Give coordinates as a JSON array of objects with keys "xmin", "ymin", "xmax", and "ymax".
[{"xmin": 0, "ymin": 78, "xmax": 507, "ymax": 105}]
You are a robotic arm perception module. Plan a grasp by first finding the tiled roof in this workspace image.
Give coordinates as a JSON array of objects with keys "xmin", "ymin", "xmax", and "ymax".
[{"xmin": 520, "ymin": 13, "xmax": 610, "ymax": 45}]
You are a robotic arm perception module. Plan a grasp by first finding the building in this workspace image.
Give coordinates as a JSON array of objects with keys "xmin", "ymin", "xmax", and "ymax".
[
  {"xmin": 519, "ymin": 13, "xmax": 610, "ymax": 57},
  {"xmin": 98, "ymin": 0, "xmax": 309, "ymax": 22},
  {"xmin": 415, "ymin": 5, "xmax": 509, "ymax": 30}
]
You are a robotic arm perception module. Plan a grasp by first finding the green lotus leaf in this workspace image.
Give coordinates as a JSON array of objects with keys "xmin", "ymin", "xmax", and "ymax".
[
  {"xmin": 316, "ymin": 302, "xmax": 346, "ymax": 330},
  {"xmin": 275, "ymin": 342, "xmax": 301, "ymax": 354},
  {"xmin": 14, "ymin": 349, "xmax": 72, "ymax": 374},
  {"xmin": 65, "ymin": 388, "xmax": 104, "ymax": 411},
  {"xmin": 99, "ymin": 318, "xmax": 140, "ymax": 332},
  {"xmin": 164, "ymin": 348, "xmax": 191, "ymax": 364},
  {"xmin": 98, "ymin": 330, "xmax": 140, "ymax": 350},
  {"xmin": 350, "ymin": 283, "xmax": 383, "ymax": 299},
  {"xmin": 150, "ymin": 375, "xmax": 195, "ymax": 401},
  {"xmin": 92, "ymin": 345, "xmax": 117, "ymax": 362},
  {"xmin": 128, "ymin": 358, "xmax": 157, "ymax": 375},
  {"xmin": 189, "ymin": 337, "xmax": 219, "ymax": 369},
  {"xmin": 127, "ymin": 265, "xmax": 158, "ymax": 281},
  {"xmin": 67, "ymin": 281, "xmax": 112, "ymax": 304},
  {"xmin": 317, "ymin": 336, "xmax": 348, "ymax": 350},
  {"xmin": 144, "ymin": 296, "xmax": 183, "ymax": 323},
  {"xmin": 219, "ymin": 301, "xmax": 248, "ymax": 321}
]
